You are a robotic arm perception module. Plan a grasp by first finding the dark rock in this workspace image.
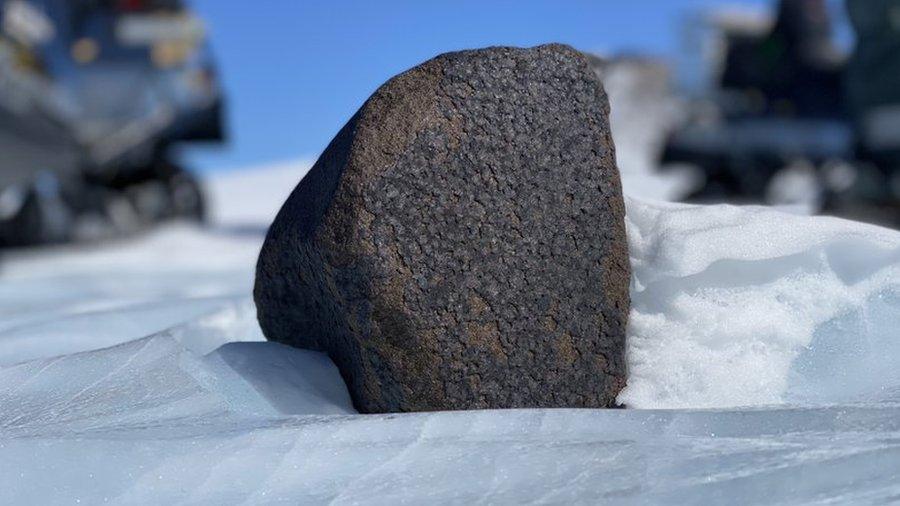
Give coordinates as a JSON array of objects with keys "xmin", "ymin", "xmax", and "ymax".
[{"xmin": 254, "ymin": 44, "xmax": 630, "ymax": 413}]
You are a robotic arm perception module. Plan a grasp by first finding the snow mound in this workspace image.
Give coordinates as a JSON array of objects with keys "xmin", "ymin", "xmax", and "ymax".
[
  {"xmin": 0, "ymin": 333, "xmax": 353, "ymax": 438},
  {"xmin": 0, "ymin": 296, "xmax": 260, "ymax": 366},
  {"xmin": 208, "ymin": 341, "xmax": 355, "ymax": 416},
  {"xmin": 622, "ymin": 198, "xmax": 900, "ymax": 408},
  {"xmin": 1, "ymin": 336, "xmax": 249, "ymax": 436}
]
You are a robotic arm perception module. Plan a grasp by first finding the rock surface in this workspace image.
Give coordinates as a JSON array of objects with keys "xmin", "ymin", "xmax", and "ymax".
[{"xmin": 254, "ymin": 44, "xmax": 630, "ymax": 413}]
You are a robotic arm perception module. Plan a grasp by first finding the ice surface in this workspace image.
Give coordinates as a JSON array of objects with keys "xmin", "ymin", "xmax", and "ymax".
[
  {"xmin": 1, "ymin": 160, "xmax": 900, "ymax": 503},
  {"xmin": 4, "ymin": 405, "xmax": 900, "ymax": 504},
  {"xmin": 0, "ymin": 296, "xmax": 256, "ymax": 366},
  {"xmin": 1, "ymin": 334, "xmax": 353, "ymax": 438}
]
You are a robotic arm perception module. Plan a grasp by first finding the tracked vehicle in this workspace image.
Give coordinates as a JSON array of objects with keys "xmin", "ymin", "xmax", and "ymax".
[
  {"xmin": 662, "ymin": 0, "xmax": 900, "ymax": 226},
  {"xmin": 0, "ymin": 0, "xmax": 224, "ymax": 246}
]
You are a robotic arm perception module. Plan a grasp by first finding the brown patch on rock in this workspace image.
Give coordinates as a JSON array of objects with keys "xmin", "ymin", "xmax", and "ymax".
[
  {"xmin": 555, "ymin": 331, "xmax": 579, "ymax": 368},
  {"xmin": 468, "ymin": 291, "xmax": 490, "ymax": 318},
  {"xmin": 466, "ymin": 320, "xmax": 506, "ymax": 361}
]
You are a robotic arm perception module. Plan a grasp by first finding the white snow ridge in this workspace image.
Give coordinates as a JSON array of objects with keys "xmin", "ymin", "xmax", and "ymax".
[
  {"xmin": 623, "ymin": 198, "xmax": 900, "ymax": 409},
  {"xmin": 1, "ymin": 161, "xmax": 900, "ymax": 504}
]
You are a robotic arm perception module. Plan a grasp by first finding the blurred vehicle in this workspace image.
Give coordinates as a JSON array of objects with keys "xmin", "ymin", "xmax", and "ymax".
[
  {"xmin": 662, "ymin": 0, "xmax": 849, "ymax": 206},
  {"xmin": 661, "ymin": 0, "xmax": 900, "ymax": 225},
  {"xmin": 0, "ymin": 0, "xmax": 224, "ymax": 246}
]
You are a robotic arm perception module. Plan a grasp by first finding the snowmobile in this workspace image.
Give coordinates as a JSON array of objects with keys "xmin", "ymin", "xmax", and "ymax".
[
  {"xmin": 660, "ymin": 0, "xmax": 900, "ymax": 226},
  {"xmin": 0, "ymin": 0, "xmax": 224, "ymax": 246}
]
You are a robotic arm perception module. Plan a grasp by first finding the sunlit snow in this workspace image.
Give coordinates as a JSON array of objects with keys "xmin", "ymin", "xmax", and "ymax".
[{"xmin": 1, "ymin": 158, "xmax": 899, "ymax": 503}]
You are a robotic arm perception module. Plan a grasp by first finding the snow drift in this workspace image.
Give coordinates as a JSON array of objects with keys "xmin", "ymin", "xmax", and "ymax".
[{"xmin": 623, "ymin": 198, "xmax": 900, "ymax": 408}]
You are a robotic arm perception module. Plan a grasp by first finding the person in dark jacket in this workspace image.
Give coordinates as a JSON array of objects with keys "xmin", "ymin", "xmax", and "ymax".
[
  {"xmin": 721, "ymin": 0, "xmax": 844, "ymax": 118},
  {"xmin": 845, "ymin": 0, "xmax": 900, "ymax": 163}
]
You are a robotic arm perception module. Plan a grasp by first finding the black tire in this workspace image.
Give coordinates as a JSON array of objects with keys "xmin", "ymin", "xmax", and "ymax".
[
  {"xmin": 167, "ymin": 168, "xmax": 206, "ymax": 222},
  {"xmin": 0, "ymin": 184, "xmax": 73, "ymax": 247},
  {"xmin": 111, "ymin": 157, "xmax": 206, "ymax": 224}
]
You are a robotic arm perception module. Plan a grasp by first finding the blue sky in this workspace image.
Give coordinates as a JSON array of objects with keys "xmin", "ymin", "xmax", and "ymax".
[{"xmin": 184, "ymin": 0, "xmax": 775, "ymax": 172}]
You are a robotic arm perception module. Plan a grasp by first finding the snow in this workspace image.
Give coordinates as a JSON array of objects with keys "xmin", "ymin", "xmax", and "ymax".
[
  {"xmin": 623, "ymin": 198, "xmax": 900, "ymax": 409},
  {"xmin": 1, "ymin": 156, "xmax": 900, "ymax": 503},
  {"xmin": 601, "ymin": 58, "xmax": 701, "ymax": 202},
  {"xmin": 1, "ymin": 333, "xmax": 354, "ymax": 438}
]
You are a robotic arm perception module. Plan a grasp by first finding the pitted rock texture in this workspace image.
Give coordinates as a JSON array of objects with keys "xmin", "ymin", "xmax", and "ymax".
[{"xmin": 254, "ymin": 44, "xmax": 630, "ymax": 413}]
